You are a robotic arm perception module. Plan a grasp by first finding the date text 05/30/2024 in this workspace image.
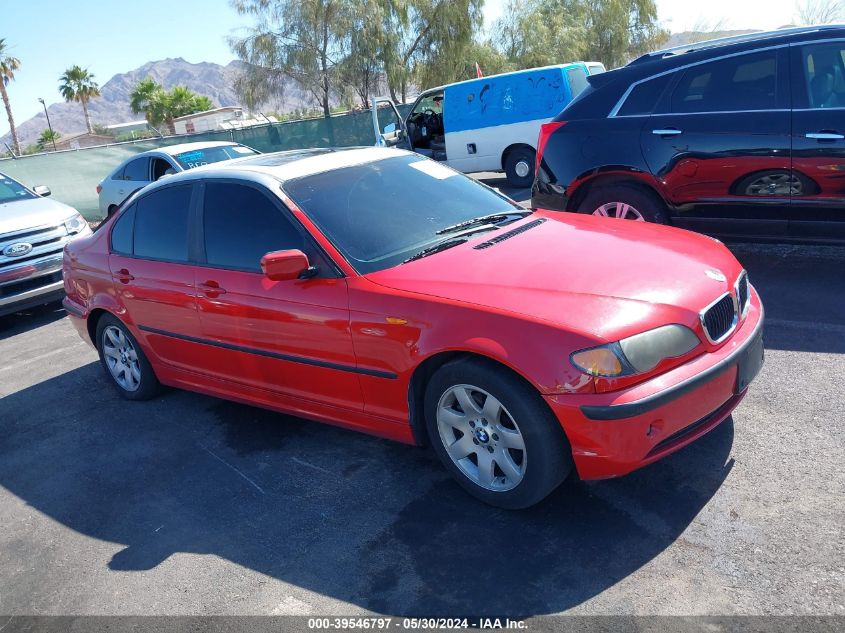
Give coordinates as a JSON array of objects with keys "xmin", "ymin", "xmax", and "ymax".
[{"xmin": 307, "ymin": 618, "xmax": 528, "ymax": 630}]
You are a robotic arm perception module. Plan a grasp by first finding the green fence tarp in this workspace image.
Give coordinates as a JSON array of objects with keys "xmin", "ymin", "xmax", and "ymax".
[{"xmin": 0, "ymin": 105, "xmax": 412, "ymax": 220}]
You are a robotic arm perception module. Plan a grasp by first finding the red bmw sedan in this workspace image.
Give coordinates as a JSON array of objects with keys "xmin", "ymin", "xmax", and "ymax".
[{"xmin": 62, "ymin": 147, "xmax": 764, "ymax": 508}]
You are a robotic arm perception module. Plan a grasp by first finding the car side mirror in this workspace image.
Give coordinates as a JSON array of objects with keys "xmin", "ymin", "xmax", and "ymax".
[
  {"xmin": 33, "ymin": 185, "xmax": 51, "ymax": 197},
  {"xmin": 383, "ymin": 122, "xmax": 396, "ymax": 134},
  {"xmin": 261, "ymin": 249, "xmax": 313, "ymax": 281}
]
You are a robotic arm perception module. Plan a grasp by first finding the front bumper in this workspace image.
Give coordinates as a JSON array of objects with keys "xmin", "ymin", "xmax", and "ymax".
[
  {"xmin": 547, "ymin": 295, "xmax": 764, "ymax": 480},
  {"xmin": 0, "ymin": 254, "xmax": 65, "ymax": 317}
]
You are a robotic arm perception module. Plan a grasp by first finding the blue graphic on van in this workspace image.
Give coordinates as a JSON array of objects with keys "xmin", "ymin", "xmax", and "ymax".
[{"xmin": 443, "ymin": 64, "xmax": 586, "ymax": 133}]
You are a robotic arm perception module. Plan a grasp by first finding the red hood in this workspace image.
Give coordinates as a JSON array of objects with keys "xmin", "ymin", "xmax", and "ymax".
[{"xmin": 365, "ymin": 211, "xmax": 745, "ymax": 342}]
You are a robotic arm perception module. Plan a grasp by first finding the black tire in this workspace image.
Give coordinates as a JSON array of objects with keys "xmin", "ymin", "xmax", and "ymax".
[
  {"xmin": 107, "ymin": 204, "xmax": 118, "ymax": 218},
  {"xmin": 579, "ymin": 184, "xmax": 667, "ymax": 224},
  {"xmin": 503, "ymin": 146, "xmax": 536, "ymax": 188},
  {"xmin": 95, "ymin": 313, "xmax": 161, "ymax": 401},
  {"xmin": 424, "ymin": 357, "xmax": 572, "ymax": 509}
]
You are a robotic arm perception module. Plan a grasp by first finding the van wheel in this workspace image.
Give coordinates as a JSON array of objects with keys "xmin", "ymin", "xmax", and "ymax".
[
  {"xmin": 580, "ymin": 184, "xmax": 667, "ymax": 224},
  {"xmin": 424, "ymin": 357, "xmax": 572, "ymax": 509},
  {"xmin": 95, "ymin": 314, "xmax": 161, "ymax": 400},
  {"xmin": 504, "ymin": 147, "xmax": 536, "ymax": 188}
]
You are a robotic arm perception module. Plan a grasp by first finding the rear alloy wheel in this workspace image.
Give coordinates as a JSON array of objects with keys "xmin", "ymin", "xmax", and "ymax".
[
  {"xmin": 424, "ymin": 358, "xmax": 572, "ymax": 509},
  {"xmin": 593, "ymin": 201, "xmax": 646, "ymax": 221},
  {"xmin": 504, "ymin": 147, "xmax": 536, "ymax": 188},
  {"xmin": 580, "ymin": 184, "xmax": 667, "ymax": 224},
  {"xmin": 96, "ymin": 314, "xmax": 161, "ymax": 400}
]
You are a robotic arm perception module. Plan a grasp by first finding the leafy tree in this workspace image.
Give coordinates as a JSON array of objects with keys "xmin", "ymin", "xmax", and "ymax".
[
  {"xmin": 379, "ymin": 0, "xmax": 485, "ymax": 102},
  {"xmin": 230, "ymin": 0, "xmax": 350, "ymax": 118},
  {"xmin": 0, "ymin": 38, "xmax": 21, "ymax": 155},
  {"xmin": 37, "ymin": 128, "xmax": 61, "ymax": 150},
  {"xmin": 339, "ymin": 0, "xmax": 386, "ymax": 108},
  {"xmin": 59, "ymin": 65, "xmax": 101, "ymax": 134},
  {"xmin": 129, "ymin": 80, "xmax": 214, "ymax": 132},
  {"xmin": 129, "ymin": 78, "xmax": 161, "ymax": 117},
  {"xmin": 492, "ymin": 0, "xmax": 668, "ymax": 70}
]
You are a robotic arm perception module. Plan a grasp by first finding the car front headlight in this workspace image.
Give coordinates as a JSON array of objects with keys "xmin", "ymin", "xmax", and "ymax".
[
  {"xmin": 571, "ymin": 324, "xmax": 701, "ymax": 377},
  {"xmin": 64, "ymin": 213, "xmax": 89, "ymax": 235}
]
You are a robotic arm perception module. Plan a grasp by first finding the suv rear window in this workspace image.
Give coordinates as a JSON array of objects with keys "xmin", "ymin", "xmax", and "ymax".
[
  {"xmin": 617, "ymin": 73, "xmax": 674, "ymax": 116},
  {"xmin": 671, "ymin": 51, "xmax": 778, "ymax": 113},
  {"xmin": 133, "ymin": 185, "xmax": 192, "ymax": 262}
]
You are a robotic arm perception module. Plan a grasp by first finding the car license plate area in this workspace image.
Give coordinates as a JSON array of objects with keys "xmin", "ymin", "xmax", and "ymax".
[{"xmin": 735, "ymin": 329, "xmax": 764, "ymax": 394}]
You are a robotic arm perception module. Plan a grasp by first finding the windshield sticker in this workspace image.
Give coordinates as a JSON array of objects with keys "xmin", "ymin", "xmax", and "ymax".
[
  {"xmin": 232, "ymin": 146, "xmax": 253, "ymax": 154},
  {"xmin": 409, "ymin": 160, "xmax": 456, "ymax": 180}
]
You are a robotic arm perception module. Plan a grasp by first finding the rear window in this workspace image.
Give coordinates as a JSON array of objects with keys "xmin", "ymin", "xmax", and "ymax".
[
  {"xmin": 617, "ymin": 73, "xmax": 674, "ymax": 116},
  {"xmin": 566, "ymin": 67, "xmax": 590, "ymax": 98},
  {"xmin": 110, "ymin": 204, "xmax": 136, "ymax": 255},
  {"xmin": 172, "ymin": 144, "xmax": 257, "ymax": 169},
  {"xmin": 133, "ymin": 185, "xmax": 192, "ymax": 262}
]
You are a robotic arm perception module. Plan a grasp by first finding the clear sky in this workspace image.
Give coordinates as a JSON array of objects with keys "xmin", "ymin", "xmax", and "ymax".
[{"xmin": 1, "ymin": 0, "xmax": 807, "ymax": 137}]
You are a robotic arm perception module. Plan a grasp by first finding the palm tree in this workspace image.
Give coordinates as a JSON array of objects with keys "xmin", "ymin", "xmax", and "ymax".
[
  {"xmin": 0, "ymin": 38, "xmax": 21, "ymax": 156},
  {"xmin": 59, "ymin": 65, "xmax": 100, "ymax": 134}
]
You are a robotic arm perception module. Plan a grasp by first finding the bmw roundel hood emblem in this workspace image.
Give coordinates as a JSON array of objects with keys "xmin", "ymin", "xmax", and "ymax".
[
  {"xmin": 705, "ymin": 268, "xmax": 727, "ymax": 282},
  {"xmin": 3, "ymin": 242, "xmax": 33, "ymax": 258}
]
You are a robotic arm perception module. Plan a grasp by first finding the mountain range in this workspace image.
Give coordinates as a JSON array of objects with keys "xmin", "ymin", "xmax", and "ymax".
[{"xmin": 2, "ymin": 58, "xmax": 316, "ymax": 149}]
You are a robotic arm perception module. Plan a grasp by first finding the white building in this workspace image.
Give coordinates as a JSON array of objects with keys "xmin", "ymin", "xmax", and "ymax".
[{"xmin": 172, "ymin": 107, "xmax": 277, "ymax": 135}]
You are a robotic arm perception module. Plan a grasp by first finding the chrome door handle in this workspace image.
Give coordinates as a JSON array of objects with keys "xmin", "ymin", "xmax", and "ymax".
[
  {"xmin": 806, "ymin": 132, "xmax": 844, "ymax": 140},
  {"xmin": 652, "ymin": 128, "xmax": 683, "ymax": 136}
]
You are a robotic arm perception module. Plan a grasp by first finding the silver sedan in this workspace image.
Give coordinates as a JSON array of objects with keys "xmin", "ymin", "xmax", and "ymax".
[{"xmin": 97, "ymin": 141, "xmax": 259, "ymax": 216}]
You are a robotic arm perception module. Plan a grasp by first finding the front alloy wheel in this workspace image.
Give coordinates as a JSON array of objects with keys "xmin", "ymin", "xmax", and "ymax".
[
  {"xmin": 424, "ymin": 358, "xmax": 572, "ymax": 508},
  {"xmin": 436, "ymin": 384, "xmax": 526, "ymax": 491}
]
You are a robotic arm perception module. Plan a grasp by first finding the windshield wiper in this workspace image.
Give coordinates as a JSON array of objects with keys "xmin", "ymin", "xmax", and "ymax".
[
  {"xmin": 436, "ymin": 210, "xmax": 532, "ymax": 235},
  {"xmin": 402, "ymin": 237, "xmax": 470, "ymax": 264}
]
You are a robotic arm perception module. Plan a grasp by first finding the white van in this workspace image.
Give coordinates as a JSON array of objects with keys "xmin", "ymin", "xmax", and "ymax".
[{"xmin": 372, "ymin": 62, "xmax": 606, "ymax": 187}]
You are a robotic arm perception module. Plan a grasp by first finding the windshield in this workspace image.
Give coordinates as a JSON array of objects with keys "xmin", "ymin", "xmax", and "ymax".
[
  {"xmin": 283, "ymin": 155, "xmax": 521, "ymax": 274},
  {"xmin": 172, "ymin": 144, "xmax": 258, "ymax": 169},
  {"xmin": 0, "ymin": 174, "xmax": 36, "ymax": 204}
]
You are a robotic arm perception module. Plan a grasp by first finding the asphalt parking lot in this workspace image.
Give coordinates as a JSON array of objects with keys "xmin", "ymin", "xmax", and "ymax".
[{"xmin": 0, "ymin": 201, "xmax": 843, "ymax": 617}]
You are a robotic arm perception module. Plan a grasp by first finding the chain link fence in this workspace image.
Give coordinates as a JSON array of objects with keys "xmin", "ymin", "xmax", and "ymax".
[{"xmin": 0, "ymin": 105, "xmax": 412, "ymax": 220}]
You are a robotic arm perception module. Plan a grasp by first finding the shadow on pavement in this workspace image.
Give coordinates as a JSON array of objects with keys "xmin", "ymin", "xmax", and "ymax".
[
  {"xmin": 0, "ymin": 360, "xmax": 735, "ymax": 616},
  {"xmin": 728, "ymin": 243, "xmax": 845, "ymax": 354},
  {"xmin": 0, "ymin": 301, "xmax": 67, "ymax": 342}
]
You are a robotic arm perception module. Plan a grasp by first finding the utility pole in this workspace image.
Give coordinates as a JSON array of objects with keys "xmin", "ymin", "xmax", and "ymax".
[{"xmin": 37, "ymin": 98, "xmax": 57, "ymax": 151}]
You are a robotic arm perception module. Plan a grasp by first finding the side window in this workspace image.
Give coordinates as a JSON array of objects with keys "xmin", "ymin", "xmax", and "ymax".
[
  {"xmin": 671, "ymin": 51, "xmax": 778, "ymax": 113},
  {"xmin": 801, "ymin": 41, "xmax": 845, "ymax": 109},
  {"xmin": 202, "ymin": 182, "xmax": 306, "ymax": 272},
  {"xmin": 151, "ymin": 157, "xmax": 175, "ymax": 181},
  {"xmin": 111, "ymin": 165, "xmax": 126, "ymax": 181},
  {"xmin": 617, "ymin": 73, "xmax": 675, "ymax": 116},
  {"xmin": 566, "ymin": 66, "xmax": 589, "ymax": 99},
  {"xmin": 134, "ymin": 185, "xmax": 192, "ymax": 262},
  {"xmin": 110, "ymin": 204, "xmax": 136, "ymax": 255},
  {"xmin": 123, "ymin": 158, "xmax": 151, "ymax": 182}
]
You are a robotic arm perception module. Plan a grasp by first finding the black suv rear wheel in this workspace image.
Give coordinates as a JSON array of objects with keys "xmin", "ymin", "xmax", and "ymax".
[{"xmin": 579, "ymin": 184, "xmax": 667, "ymax": 224}]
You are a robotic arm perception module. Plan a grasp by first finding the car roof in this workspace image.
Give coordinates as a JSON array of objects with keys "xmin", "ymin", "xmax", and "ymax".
[
  {"xmin": 154, "ymin": 141, "xmax": 240, "ymax": 156},
  {"xmin": 416, "ymin": 62, "xmax": 596, "ymax": 96},
  {"xmin": 150, "ymin": 147, "xmax": 412, "ymax": 187},
  {"xmin": 629, "ymin": 24, "xmax": 844, "ymax": 66}
]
